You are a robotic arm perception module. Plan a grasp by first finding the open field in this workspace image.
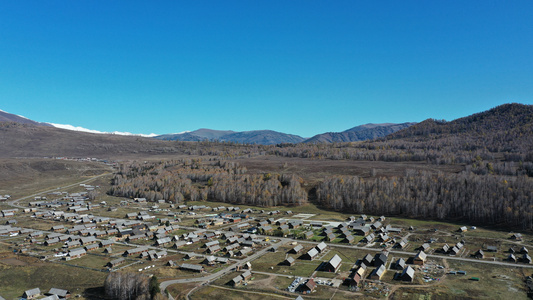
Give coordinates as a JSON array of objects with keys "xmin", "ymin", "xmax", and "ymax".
[
  {"xmin": 0, "ymin": 253, "xmax": 107, "ymax": 300},
  {"xmin": 0, "ymin": 158, "xmax": 112, "ymax": 200},
  {"xmin": 238, "ymin": 156, "xmax": 465, "ymax": 185}
]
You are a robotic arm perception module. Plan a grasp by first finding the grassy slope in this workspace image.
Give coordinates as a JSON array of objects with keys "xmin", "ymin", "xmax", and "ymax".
[{"xmin": 0, "ymin": 254, "xmax": 106, "ymax": 299}]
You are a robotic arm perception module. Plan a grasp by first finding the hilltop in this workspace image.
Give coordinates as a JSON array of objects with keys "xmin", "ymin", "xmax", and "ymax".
[
  {"xmin": 385, "ymin": 103, "xmax": 533, "ymax": 152},
  {"xmin": 305, "ymin": 122, "xmax": 416, "ymax": 143},
  {"xmin": 0, "ymin": 110, "xmax": 51, "ymax": 127},
  {"xmin": 0, "ymin": 122, "xmax": 186, "ymax": 159},
  {"xmin": 155, "ymin": 129, "xmax": 305, "ymax": 145}
]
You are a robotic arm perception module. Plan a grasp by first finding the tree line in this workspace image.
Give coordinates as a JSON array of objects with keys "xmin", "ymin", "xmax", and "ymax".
[
  {"xmin": 108, "ymin": 159, "xmax": 307, "ymax": 206},
  {"xmin": 316, "ymin": 170, "xmax": 533, "ymax": 230},
  {"xmin": 104, "ymin": 272, "xmax": 160, "ymax": 300}
]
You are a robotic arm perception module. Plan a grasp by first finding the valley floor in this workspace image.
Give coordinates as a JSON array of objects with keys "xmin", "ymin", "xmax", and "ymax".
[{"xmin": 0, "ymin": 159, "xmax": 531, "ymax": 300}]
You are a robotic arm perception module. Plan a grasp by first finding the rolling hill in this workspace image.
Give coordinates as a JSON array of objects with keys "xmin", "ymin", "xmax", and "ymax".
[
  {"xmin": 155, "ymin": 129, "xmax": 235, "ymax": 142},
  {"xmin": 384, "ymin": 103, "xmax": 533, "ymax": 153},
  {"xmin": 0, "ymin": 122, "xmax": 187, "ymax": 159},
  {"xmin": 387, "ymin": 103, "xmax": 533, "ymax": 139},
  {"xmin": 0, "ymin": 110, "xmax": 52, "ymax": 127},
  {"xmin": 155, "ymin": 129, "xmax": 305, "ymax": 145},
  {"xmin": 304, "ymin": 122, "xmax": 416, "ymax": 143}
]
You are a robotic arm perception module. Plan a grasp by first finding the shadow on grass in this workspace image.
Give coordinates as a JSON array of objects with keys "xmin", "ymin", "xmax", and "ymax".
[{"xmin": 83, "ymin": 287, "xmax": 107, "ymax": 300}]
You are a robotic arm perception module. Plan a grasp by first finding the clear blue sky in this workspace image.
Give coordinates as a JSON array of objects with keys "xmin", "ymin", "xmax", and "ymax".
[{"xmin": 1, "ymin": 1, "xmax": 532, "ymax": 137}]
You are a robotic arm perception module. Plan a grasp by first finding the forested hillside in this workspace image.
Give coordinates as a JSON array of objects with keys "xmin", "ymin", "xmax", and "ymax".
[
  {"xmin": 304, "ymin": 122, "xmax": 415, "ymax": 143},
  {"xmin": 389, "ymin": 103, "xmax": 533, "ymax": 139},
  {"xmin": 269, "ymin": 104, "xmax": 533, "ymax": 165}
]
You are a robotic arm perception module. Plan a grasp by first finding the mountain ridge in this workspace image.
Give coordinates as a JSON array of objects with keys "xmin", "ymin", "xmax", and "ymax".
[
  {"xmin": 305, "ymin": 122, "xmax": 416, "ymax": 143},
  {"xmin": 1, "ymin": 103, "xmax": 531, "ymax": 148},
  {"xmin": 0, "ymin": 110, "xmax": 52, "ymax": 127},
  {"xmin": 386, "ymin": 103, "xmax": 533, "ymax": 139},
  {"xmin": 155, "ymin": 129, "xmax": 305, "ymax": 145}
]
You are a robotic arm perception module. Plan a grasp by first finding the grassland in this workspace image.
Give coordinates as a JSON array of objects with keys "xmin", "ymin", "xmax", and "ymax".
[
  {"xmin": 0, "ymin": 253, "xmax": 106, "ymax": 300},
  {"xmin": 0, "ymin": 158, "xmax": 112, "ymax": 200}
]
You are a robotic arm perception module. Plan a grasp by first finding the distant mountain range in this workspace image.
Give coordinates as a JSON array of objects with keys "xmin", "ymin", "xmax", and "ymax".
[
  {"xmin": 4, "ymin": 104, "xmax": 533, "ymax": 147},
  {"xmin": 0, "ymin": 103, "xmax": 531, "ymax": 157},
  {"xmin": 153, "ymin": 124, "xmax": 416, "ymax": 145},
  {"xmin": 155, "ymin": 129, "xmax": 306, "ymax": 145},
  {"xmin": 0, "ymin": 109, "xmax": 414, "ymax": 145}
]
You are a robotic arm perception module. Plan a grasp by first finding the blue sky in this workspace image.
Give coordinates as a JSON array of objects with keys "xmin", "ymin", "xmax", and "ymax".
[{"xmin": 1, "ymin": 1, "xmax": 532, "ymax": 137}]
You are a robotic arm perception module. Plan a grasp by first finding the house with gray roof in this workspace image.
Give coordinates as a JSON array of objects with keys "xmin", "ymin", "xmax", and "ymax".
[
  {"xmin": 394, "ymin": 257, "xmax": 406, "ymax": 270},
  {"xmin": 369, "ymin": 264, "xmax": 386, "ymax": 280},
  {"xmin": 156, "ymin": 237, "xmax": 172, "ymax": 246},
  {"xmin": 373, "ymin": 253, "xmax": 388, "ymax": 267},
  {"xmin": 67, "ymin": 248, "xmax": 87, "ymax": 259},
  {"xmin": 23, "ymin": 288, "xmax": 41, "ymax": 299},
  {"xmin": 180, "ymin": 263, "xmax": 204, "ymax": 272},
  {"xmin": 84, "ymin": 243, "xmax": 99, "ymax": 251},
  {"xmin": 123, "ymin": 247, "xmax": 149, "ymax": 257},
  {"xmin": 290, "ymin": 244, "xmax": 303, "ymax": 254},
  {"xmin": 172, "ymin": 241, "xmax": 187, "ymax": 249},
  {"xmin": 399, "ymin": 266, "xmax": 415, "ymax": 281},
  {"xmin": 80, "ymin": 236, "xmax": 97, "ymax": 245},
  {"xmin": 362, "ymin": 233, "xmax": 375, "ymax": 243},
  {"xmin": 303, "ymin": 248, "xmax": 319, "ymax": 260},
  {"xmin": 323, "ymin": 254, "xmax": 342, "ymax": 272},
  {"xmin": 237, "ymin": 247, "xmax": 252, "ymax": 256},
  {"xmin": 283, "ymin": 256, "xmax": 295, "ymax": 266},
  {"xmin": 47, "ymin": 287, "xmax": 70, "ymax": 299},
  {"xmin": 229, "ymin": 274, "xmax": 244, "ymax": 286},
  {"xmin": 315, "ymin": 241, "xmax": 327, "ymax": 253},
  {"xmin": 413, "ymin": 250, "xmax": 427, "ymax": 265},
  {"xmin": 351, "ymin": 225, "xmax": 370, "ymax": 236}
]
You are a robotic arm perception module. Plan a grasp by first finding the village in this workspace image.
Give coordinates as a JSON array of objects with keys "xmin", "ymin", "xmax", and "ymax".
[{"xmin": 1, "ymin": 178, "xmax": 533, "ymax": 300}]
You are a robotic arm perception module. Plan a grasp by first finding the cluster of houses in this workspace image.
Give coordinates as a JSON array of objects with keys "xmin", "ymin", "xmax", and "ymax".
[
  {"xmin": 252, "ymin": 214, "xmax": 404, "ymax": 248},
  {"xmin": 0, "ymin": 224, "xmax": 37, "ymax": 239},
  {"xmin": 177, "ymin": 204, "xmax": 291, "ymax": 216},
  {"xmin": 282, "ymin": 243, "xmax": 340, "ymax": 275},
  {"xmin": 506, "ymin": 246, "xmax": 531, "ymax": 264},
  {"xmin": 21, "ymin": 287, "xmax": 70, "ymax": 300},
  {"xmin": 344, "ymin": 250, "xmax": 426, "ymax": 287},
  {"xmin": 1, "ymin": 208, "xmax": 18, "ymax": 218},
  {"xmin": 120, "ymin": 227, "xmax": 263, "ymax": 264},
  {"xmin": 229, "ymin": 270, "xmax": 253, "ymax": 287},
  {"xmin": 228, "ymin": 263, "xmax": 253, "ymax": 286},
  {"xmin": 125, "ymin": 211, "xmax": 156, "ymax": 221},
  {"xmin": 301, "ymin": 242, "xmax": 328, "ymax": 260},
  {"xmin": 27, "ymin": 203, "xmax": 102, "ymax": 218},
  {"xmin": 182, "ymin": 230, "xmax": 262, "ymax": 258},
  {"xmin": 256, "ymin": 218, "xmax": 304, "ymax": 235},
  {"xmin": 29, "ymin": 191, "xmax": 92, "ymax": 208},
  {"xmin": 181, "ymin": 206, "xmax": 296, "ymax": 231},
  {"xmin": 439, "ymin": 241, "xmax": 465, "ymax": 256},
  {"xmin": 1, "ymin": 209, "xmax": 186, "ymax": 262},
  {"xmin": 193, "ymin": 211, "xmax": 254, "ymax": 230}
]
